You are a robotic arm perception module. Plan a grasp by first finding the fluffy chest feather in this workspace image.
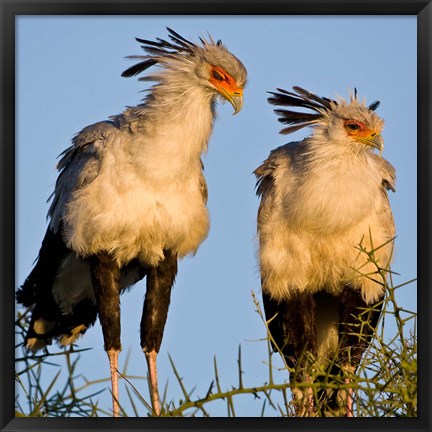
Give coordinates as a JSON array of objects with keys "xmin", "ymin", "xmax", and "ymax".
[
  {"xmin": 259, "ymin": 150, "xmax": 393, "ymax": 304},
  {"xmin": 279, "ymin": 152, "xmax": 383, "ymax": 234},
  {"xmin": 63, "ymin": 110, "xmax": 213, "ymax": 266}
]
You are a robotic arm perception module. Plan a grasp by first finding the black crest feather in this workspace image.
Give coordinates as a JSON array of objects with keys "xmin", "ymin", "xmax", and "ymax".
[
  {"xmin": 121, "ymin": 59, "xmax": 158, "ymax": 78},
  {"xmin": 352, "ymin": 87, "xmax": 381, "ymax": 111},
  {"xmin": 368, "ymin": 100, "xmax": 380, "ymax": 111},
  {"xmin": 269, "ymin": 86, "xmax": 381, "ymax": 135},
  {"xmin": 268, "ymin": 86, "xmax": 336, "ymax": 135},
  {"xmin": 121, "ymin": 27, "xmax": 197, "ymax": 79}
]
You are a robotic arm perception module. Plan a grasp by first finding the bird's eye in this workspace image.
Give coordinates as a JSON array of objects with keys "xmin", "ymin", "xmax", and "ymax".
[
  {"xmin": 345, "ymin": 122, "xmax": 361, "ymax": 132},
  {"xmin": 212, "ymin": 70, "xmax": 225, "ymax": 81}
]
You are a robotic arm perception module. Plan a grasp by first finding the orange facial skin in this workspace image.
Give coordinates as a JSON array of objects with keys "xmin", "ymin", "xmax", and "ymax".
[
  {"xmin": 209, "ymin": 65, "xmax": 243, "ymax": 114},
  {"xmin": 344, "ymin": 119, "xmax": 383, "ymax": 152},
  {"xmin": 344, "ymin": 120, "xmax": 379, "ymax": 139},
  {"xmin": 209, "ymin": 65, "xmax": 243, "ymax": 95}
]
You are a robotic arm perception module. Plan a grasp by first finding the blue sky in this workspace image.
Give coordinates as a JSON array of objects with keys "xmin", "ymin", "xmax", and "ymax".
[{"xmin": 16, "ymin": 16, "xmax": 416, "ymax": 417}]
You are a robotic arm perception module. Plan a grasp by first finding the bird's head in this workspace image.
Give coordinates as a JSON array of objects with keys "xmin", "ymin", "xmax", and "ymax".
[
  {"xmin": 122, "ymin": 28, "xmax": 247, "ymax": 115},
  {"xmin": 268, "ymin": 86, "xmax": 385, "ymax": 154}
]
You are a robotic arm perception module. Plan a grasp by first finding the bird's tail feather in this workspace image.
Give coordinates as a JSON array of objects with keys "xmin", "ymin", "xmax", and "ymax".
[
  {"xmin": 16, "ymin": 227, "xmax": 98, "ymax": 352},
  {"xmin": 21, "ymin": 297, "xmax": 98, "ymax": 353}
]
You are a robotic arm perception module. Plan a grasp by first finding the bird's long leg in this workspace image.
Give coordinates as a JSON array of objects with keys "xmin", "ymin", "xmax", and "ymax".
[
  {"xmin": 337, "ymin": 286, "xmax": 384, "ymax": 418},
  {"xmin": 345, "ymin": 377, "xmax": 354, "ymax": 417},
  {"xmin": 263, "ymin": 291, "xmax": 317, "ymax": 417},
  {"xmin": 90, "ymin": 253, "xmax": 122, "ymax": 417},
  {"xmin": 145, "ymin": 350, "xmax": 160, "ymax": 415},
  {"xmin": 108, "ymin": 348, "xmax": 120, "ymax": 416},
  {"xmin": 305, "ymin": 373, "xmax": 316, "ymax": 417},
  {"xmin": 141, "ymin": 250, "xmax": 178, "ymax": 416}
]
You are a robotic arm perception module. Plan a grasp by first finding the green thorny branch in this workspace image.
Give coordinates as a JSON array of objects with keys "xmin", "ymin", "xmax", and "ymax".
[
  {"xmin": 15, "ymin": 310, "xmax": 146, "ymax": 417},
  {"xmin": 15, "ymin": 239, "xmax": 416, "ymax": 417},
  {"xmin": 161, "ymin": 238, "xmax": 416, "ymax": 417}
]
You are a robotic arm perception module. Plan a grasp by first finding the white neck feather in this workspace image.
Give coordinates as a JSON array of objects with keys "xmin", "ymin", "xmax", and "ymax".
[{"xmin": 122, "ymin": 74, "xmax": 216, "ymax": 175}]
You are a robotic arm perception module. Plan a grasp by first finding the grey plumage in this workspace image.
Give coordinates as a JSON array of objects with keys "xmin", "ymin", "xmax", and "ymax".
[
  {"xmin": 17, "ymin": 27, "xmax": 247, "ymax": 416},
  {"xmin": 255, "ymin": 86, "xmax": 395, "ymax": 416}
]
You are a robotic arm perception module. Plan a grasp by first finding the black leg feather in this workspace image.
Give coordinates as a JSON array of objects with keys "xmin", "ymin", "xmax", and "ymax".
[
  {"xmin": 90, "ymin": 253, "xmax": 122, "ymax": 352},
  {"xmin": 141, "ymin": 249, "xmax": 178, "ymax": 354},
  {"xmin": 337, "ymin": 287, "xmax": 383, "ymax": 369},
  {"xmin": 264, "ymin": 287, "xmax": 382, "ymax": 417},
  {"xmin": 316, "ymin": 287, "xmax": 383, "ymax": 416},
  {"xmin": 140, "ymin": 249, "xmax": 178, "ymax": 415},
  {"xmin": 263, "ymin": 290, "xmax": 317, "ymax": 416},
  {"xmin": 263, "ymin": 290, "xmax": 317, "ymax": 372}
]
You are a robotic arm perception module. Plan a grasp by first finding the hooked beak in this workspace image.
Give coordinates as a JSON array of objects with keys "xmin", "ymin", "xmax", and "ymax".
[
  {"xmin": 214, "ymin": 84, "xmax": 244, "ymax": 115},
  {"xmin": 227, "ymin": 92, "xmax": 244, "ymax": 115},
  {"xmin": 359, "ymin": 133, "xmax": 384, "ymax": 155}
]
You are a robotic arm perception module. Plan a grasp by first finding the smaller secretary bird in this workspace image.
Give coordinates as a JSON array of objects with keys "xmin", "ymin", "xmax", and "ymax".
[
  {"xmin": 17, "ymin": 28, "xmax": 247, "ymax": 417},
  {"xmin": 255, "ymin": 86, "xmax": 395, "ymax": 417}
]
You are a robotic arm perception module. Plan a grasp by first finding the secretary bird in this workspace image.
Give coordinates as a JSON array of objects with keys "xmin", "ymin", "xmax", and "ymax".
[
  {"xmin": 255, "ymin": 86, "xmax": 395, "ymax": 416},
  {"xmin": 17, "ymin": 28, "xmax": 247, "ymax": 417}
]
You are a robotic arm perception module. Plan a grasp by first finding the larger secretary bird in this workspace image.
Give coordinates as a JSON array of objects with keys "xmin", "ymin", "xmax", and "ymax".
[
  {"xmin": 255, "ymin": 86, "xmax": 395, "ymax": 417},
  {"xmin": 17, "ymin": 28, "xmax": 247, "ymax": 417}
]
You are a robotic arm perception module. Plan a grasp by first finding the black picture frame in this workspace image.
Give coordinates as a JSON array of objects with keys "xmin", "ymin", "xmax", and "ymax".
[{"xmin": 1, "ymin": 1, "xmax": 430, "ymax": 431}]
